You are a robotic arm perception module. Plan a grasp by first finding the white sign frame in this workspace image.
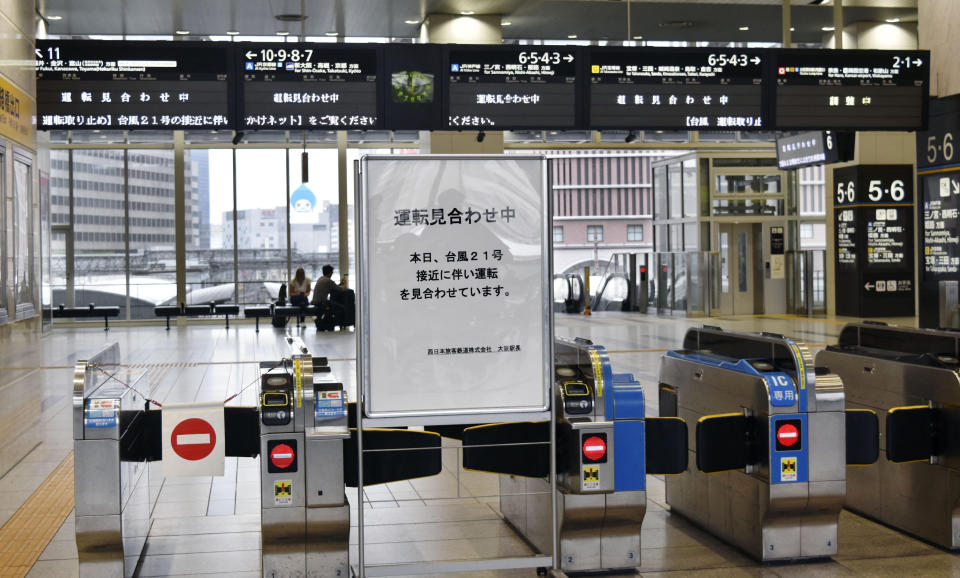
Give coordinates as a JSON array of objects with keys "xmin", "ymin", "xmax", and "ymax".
[{"xmin": 357, "ymin": 155, "xmax": 553, "ymax": 423}]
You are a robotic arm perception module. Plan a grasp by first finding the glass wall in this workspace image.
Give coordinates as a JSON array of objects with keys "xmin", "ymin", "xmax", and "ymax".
[
  {"xmin": 12, "ymin": 155, "xmax": 34, "ymax": 318},
  {"xmin": 0, "ymin": 148, "xmax": 6, "ymax": 321}
]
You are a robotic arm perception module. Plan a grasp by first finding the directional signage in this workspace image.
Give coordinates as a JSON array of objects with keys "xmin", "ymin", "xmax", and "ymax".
[
  {"xmin": 776, "ymin": 130, "xmax": 854, "ymax": 170},
  {"xmin": 833, "ymin": 165, "xmax": 915, "ymax": 317},
  {"xmin": 162, "ymin": 401, "xmax": 225, "ymax": 476},
  {"xmin": 36, "ymin": 39, "xmax": 233, "ymax": 130},
  {"xmin": 444, "ymin": 45, "xmax": 581, "ymax": 130},
  {"xmin": 773, "ymin": 49, "xmax": 929, "ymax": 130},
  {"xmin": 239, "ymin": 43, "xmax": 380, "ymax": 130},
  {"xmin": 589, "ymin": 48, "xmax": 766, "ymax": 130}
]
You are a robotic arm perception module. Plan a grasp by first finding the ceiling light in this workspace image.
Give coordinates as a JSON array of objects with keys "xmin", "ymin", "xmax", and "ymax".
[
  {"xmin": 47, "ymin": 15, "xmax": 63, "ymax": 21},
  {"xmin": 460, "ymin": 11, "xmax": 475, "ymax": 16},
  {"xmin": 790, "ymin": 27, "xmax": 795, "ymax": 31},
  {"xmin": 226, "ymin": 30, "xmax": 240, "ymax": 35},
  {"xmin": 633, "ymin": 35, "xmax": 643, "ymax": 40},
  {"xmin": 822, "ymin": 26, "xmax": 835, "ymax": 31},
  {"xmin": 885, "ymin": 18, "xmax": 901, "ymax": 23},
  {"xmin": 567, "ymin": 34, "xmax": 578, "ymax": 39},
  {"xmin": 739, "ymin": 26, "xmax": 749, "ymax": 31},
  {"xmin": 276, "ymin": 31, "xmax": 290, "ymax": 36},
  {"xmin": 175, "ymin": 30, "xmax": 190, "ymax": 35},
  {"xmin": 501, "ymin": 21, "xmax": 512, "ymax": 26},
  {"xmin": 324, "ymin": 31, "xmax": 338, "ymax": 36},
  {"xmin": 405, "ymin": 19, "xmax": 420, "ymax": 24}
]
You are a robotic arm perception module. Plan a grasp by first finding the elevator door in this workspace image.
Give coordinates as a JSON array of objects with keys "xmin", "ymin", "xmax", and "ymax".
[{"xmin": 718, "ymin": 223, "xmax": 757, "ymax": 315}]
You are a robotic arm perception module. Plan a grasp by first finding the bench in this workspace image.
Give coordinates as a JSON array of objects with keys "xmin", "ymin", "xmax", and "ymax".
[
  {"xmin": 154, "ymin": 302, "xmax": 241, "ymax": 330},
  {"xmin": 52, "ymin": 304, "xmax": 121, "ymax": 331},
  {"xmin": 244, "ymin": 305, "xmax": 321, "ymax": 332}
]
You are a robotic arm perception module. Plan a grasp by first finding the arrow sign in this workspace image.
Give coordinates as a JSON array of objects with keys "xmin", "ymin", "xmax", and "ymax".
[
  {"xmin": 246, "ymin": 51, "xmax": 256, "ymax": 59},
  {"xmin": 751, "ymin": 56, "xmax": 761, "ymax": 65},
  {"xmin": 563, "ymin": 54, "xmax": 574, "ymax": 63},
  {"xmin": 865, "ymin": 282, "xmax": 875, "ymax": 291},
  {"xmin": 913, "ymin": 58, "xmax": 923, "ymax": 67},
  {"xmin": 35, "ymin": 49, "xmax": 43, "ymax": 59}
]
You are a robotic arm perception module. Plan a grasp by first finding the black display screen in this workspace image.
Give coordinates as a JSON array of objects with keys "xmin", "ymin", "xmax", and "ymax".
[
  {"xmin": 444, "ymin": 46, "xmax": 580, "ymax": 130},
  {"xmin": 36, "ymin": 40, "xmax": 233, "ymax": 130},
  {"xmin": 588, "ymin": 48, "xmax": 766, "ymax": 130},
  {"xmin": 773, "ymin": 50, "xmax": 929, "ymax": 130},
  {"xmin": 239, "ymin": 43, "xmax": 379, "ymax": 130}
]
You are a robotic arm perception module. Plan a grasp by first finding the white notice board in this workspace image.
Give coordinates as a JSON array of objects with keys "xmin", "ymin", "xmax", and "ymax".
[{"xmin": 359, "ymin": 156, "xmax": 551, "ymax": 420}]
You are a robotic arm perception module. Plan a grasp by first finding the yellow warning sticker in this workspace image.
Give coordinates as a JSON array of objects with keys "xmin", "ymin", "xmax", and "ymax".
[
  {"xmin": 274, "ymin": 480, "xmax": 293, "ymax": 505},
  {"xmin": 780, "ymin": 457, "xmax": 797, "ymax": 482},
  {"xmin": 583, "ymin": 466, "xmax": 600, "ymax": 490}
]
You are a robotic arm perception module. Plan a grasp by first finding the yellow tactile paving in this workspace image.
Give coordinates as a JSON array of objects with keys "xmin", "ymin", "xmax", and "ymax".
[{"xmin": 0, "ymin": 452, "xmax": 74, "ymax": 577}]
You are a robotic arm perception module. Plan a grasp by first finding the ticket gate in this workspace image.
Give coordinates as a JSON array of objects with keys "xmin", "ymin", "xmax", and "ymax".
[
  {"xmin": 658, "ymin": 326, "xmax": 878, "ymax": 561},
  {"xmin": 816, "ymin": 322, "xmax": 960, "ymax": 550},
  {"xmin": 73, "ymin": 343, "xmax": 154, "ymax": 578},
  {"xmin": 462, "ymin": 337, "xmax": 688, "ymax": 573}
]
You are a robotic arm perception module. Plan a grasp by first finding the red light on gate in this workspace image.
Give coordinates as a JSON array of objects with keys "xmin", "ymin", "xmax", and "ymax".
[
  {"xmin": 582, "ymin": 436, "xmax": 607, "ymax": 461},
  {"xmin": 776, "ymin": 423, "xmax": 799, "ymax": 448},
  {"xmin": 640, "ymin": 266, "xmax": 647, "ymax": 274}
]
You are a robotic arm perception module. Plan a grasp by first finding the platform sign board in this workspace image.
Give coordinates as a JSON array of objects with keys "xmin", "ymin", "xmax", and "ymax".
[
  {"xmin": 773, "ymin": 49, "xmax": 929, "ymax": 131},
  {"xmin": 36, "ymin": 40, "xmax": 234, "ymax": 130},
  {"xmin": 239, "ymin": 43, "xmax": 380, "ymax": 130},
  {"xmin": 833, "ymin": 165, "xmax": 915, "ymax": 318},
  {"xmin": 358, "ymin": 156, "xmax": 551, "ymax": 420},
  {"xmin": 162, "ymin": 401, "xmax": 225, "ymax": 476},
  {"xmin": 588, "ymin": 48, "xmax": 766, "ymax": 130}
]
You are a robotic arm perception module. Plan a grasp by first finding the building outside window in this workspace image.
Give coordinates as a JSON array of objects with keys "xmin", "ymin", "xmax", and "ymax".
[
  {"xmin": 627, "ymin": 224, "xmax": 644, "ymax": 242},
  {"xmin": 553, "ymin": 226, "xmax": 563, "ymax": 243},
  {"xmin": 587, "ymin": 225, "xmax": 603, "ymax": 242}
]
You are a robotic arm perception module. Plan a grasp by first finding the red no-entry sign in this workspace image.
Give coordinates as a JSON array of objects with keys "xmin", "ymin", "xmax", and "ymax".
[
  {"xmin": 270, "ymin": 443, "xmax": 296, "ymax": 470},
  {"xmin": 582, "ymin": 435, "xmax": 607, "ymax": 462},
  {"xmin": 170, "ymin": 418, "xmax": 217, "ymax": 461},
  {"xmin": 776, "ymin": 423, "xmax": 799, "ymax": 448}
]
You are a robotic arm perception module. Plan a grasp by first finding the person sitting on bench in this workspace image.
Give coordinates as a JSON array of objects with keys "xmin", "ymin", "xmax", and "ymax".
[
  {"xmin": 288, "ymin": 268, "xmax": 311, "ymax": 307},
  {"xmin": 311, "ymin": 265, "xmax": 346, "ymax": 330}
]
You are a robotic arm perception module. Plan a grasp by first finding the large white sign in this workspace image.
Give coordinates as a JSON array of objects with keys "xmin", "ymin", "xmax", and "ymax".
[{"xmin": 360, "ymin": 156, "xmax": 551, "ymax": 419}]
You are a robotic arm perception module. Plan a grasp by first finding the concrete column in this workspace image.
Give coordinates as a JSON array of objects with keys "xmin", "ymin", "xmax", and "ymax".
[
  {"xmin": 420, "ymin": 14, "xmax": 505, "ymax": 154},
  {"xmin": 782, "ymin": 0, "xmax": 791, "ymax": 48},
  {"xmin": 919, "ymin": 0, "xmax": 960, "ymax": 97},
  {"xmin": 174, "ymin": 131, "xmax": 186, "ymax": 310}
]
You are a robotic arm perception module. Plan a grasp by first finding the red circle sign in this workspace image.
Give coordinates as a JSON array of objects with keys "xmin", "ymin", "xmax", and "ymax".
[
  {"xmin": 171, "ymin": 418, "xmax": 217, "ymax": 461},
  {"xmin": 777, "ymin": 423, "xmax": 799, "ymax": 447},
  {"xmin": 270, "ymin": 443, "xmax": 296, "ymax": 470},
  {"xmin": 582, "ymin": 436, "xmax": 606, "ymax": 461}
]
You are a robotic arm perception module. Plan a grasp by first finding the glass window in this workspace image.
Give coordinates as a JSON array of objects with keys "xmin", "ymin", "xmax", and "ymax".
[
  {"xmin": 669, "ymin": 224, "xmax": 682, "ymax": 251},
  {"xmin": 627, "ymin": 224, "xmax": 643, "ymax": 242},
  {"xmin": 653, "ymin": 165, "xmax": 667, "ymax": 220},
  {"xmin": 587, "ymin": 225, "xmax": 603, "ymax": 242},
  {"xmin": 668, "ymin": 163, "xmax": 682, "ymax": 219},
  {"xmin": 712, "ymin": 198, "xmax": 784, "ymax": 216},
  {"xmin": 682, "ymin": 159, "xmax": 697, "ymax": 217},
  {"xmin": 800, "ymin": 223, "xmax": 814, "ymax": 239},
  {"xmin": 0, "ymin": 149, "xmax": 5, "ymax": 321},
  {"xmin": 655, "ymin": 225, "xmax": 667, "ymax": 251},
  {"xmin": 715, "ymin": 174, "xmax": 782, "ymax": 194},
  {"xmin": 683, "ymin": 222, "xmax": 698, "ymax": 251},
  {"xmin": 553, "ymin": 226, "xmax": 564, "ymax": 243},
  {"xmin": 13, "ymin": 157, "xmax": 35, "ymax": 318}
]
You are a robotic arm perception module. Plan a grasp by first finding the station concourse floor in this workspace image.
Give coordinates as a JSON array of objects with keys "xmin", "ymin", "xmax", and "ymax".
[{"xmin": 1, "ymin": 312, "xmax": 959, "ymax": 577}]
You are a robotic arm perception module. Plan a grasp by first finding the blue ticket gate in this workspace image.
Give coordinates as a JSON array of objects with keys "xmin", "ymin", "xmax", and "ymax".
[{"xmin": 658, "ymin": 326, "xmax": 879, "ymax": 561}]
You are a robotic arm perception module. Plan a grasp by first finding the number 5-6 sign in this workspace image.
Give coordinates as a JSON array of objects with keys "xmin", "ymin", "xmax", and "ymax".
[{"xmin": 834, "ymin": 165, "xmax": 913, "ymax": 206}]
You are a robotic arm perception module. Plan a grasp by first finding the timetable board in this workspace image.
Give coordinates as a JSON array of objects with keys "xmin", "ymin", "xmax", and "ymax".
[
  {"xmin": 36, "ymin": 40, "xmax": 233, "ymax": 130},
  {"xmin": 589, "ymin": 48, "xmax": 766, "ymax": 131},
  {"xmin": 239, "ymin": 43, "xmax": 380, "ymax": 130},
  {"xmin": 444, "ymin": 46, "xmax": 581, "ymax": 130}
]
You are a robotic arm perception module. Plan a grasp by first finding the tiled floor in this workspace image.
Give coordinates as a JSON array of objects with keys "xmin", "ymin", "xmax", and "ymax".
[{"xmin": 1, "ymin": 313, "xmax": 958, "ymax": 576}]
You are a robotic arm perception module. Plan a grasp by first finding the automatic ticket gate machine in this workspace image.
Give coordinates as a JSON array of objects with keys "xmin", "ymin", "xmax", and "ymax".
[
  {"xmin": 74, "ymin": 343, "xmax": 153, "ymax": 578},
  {"xmin": 658, "ymin": 327, "xmax": 879, "ymax": 561},
  {"xmin": 463, "ymin": 337, "xmax": 688, "ymax": 574},
  {"xmin": 816, "ymin": 322, "xmax": 960, "ymax": 549},
  {"xmin": 259, "ymin": 337, "xmax": 352, "ymax": 578}
]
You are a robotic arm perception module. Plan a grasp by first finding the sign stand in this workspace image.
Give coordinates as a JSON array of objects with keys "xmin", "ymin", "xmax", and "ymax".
[{"xmin": 355, "ymin": 155, "xmax": 557, "ymax": 577}]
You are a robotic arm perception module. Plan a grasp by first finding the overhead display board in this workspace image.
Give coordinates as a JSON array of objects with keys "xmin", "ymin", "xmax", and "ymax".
[
  {"xmin": 359, "ymin": 156, "xmax": 551, "ymax": 421},
  {"xmin": 239, "ymin": 43, "xmax": 380, "ymax": 130},
  {"xmin": 443, "ymin": 46, "xmax": 581, "ymax": 130},
  {"xmin": 775, "ymin": 130, "xmax": 854, "ymax": 170},
  {"xmin": 917, "ymin": 95, "xmax": 960, "ymax": 328},
  {"xmin": 833, "ymin": 165, "xmax": 915, "ymax": 318},
  {"xmin": 773, "ymin": 49, "xmax": 929, "ymax": 130},
  {"xmin": 588, "ymin": 48, "xmax": 766, "ymax": 130},
  {"xmin": 36, "ymin": 39, "xmax": 233, "ymax": 130}
]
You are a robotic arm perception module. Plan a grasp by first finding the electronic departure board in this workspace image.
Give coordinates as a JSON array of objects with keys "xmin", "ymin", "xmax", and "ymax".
[
  {"xmin": 444, "ymin": 46, "xmax": 580, "ymax": 130},
  {"xmin": 36, "ymin": 40, "xmax": 233, "ymax": 130},
  {"xmin": 239, "ymin": 43, "xmax": 380, "ymax": 130},
  {"xmin": 773, "ymin": 50, "xmax": 929, "ymax": 130},
  {"xmin": 589, "ymin": 49, "xmax": 766, "ymax": 130},
  {"xmin": 776, "ymin": 130, "xmax": 854, "ymax": 170}
]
